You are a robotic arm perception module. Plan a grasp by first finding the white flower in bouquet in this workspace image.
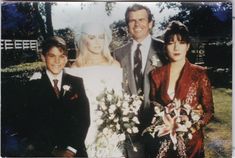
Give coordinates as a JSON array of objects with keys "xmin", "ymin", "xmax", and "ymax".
[
  {"xmin": 110, "ymin": 104, "xmax": 116, "ymax": 111},
  {"xmin": 122, "ymin": 117, "xmax": 129, "ymax": 122},
  {"xmin": 183, "ymin": 103, "xmax": 192, "ymax": 115},
  {"xmin": 100, "ymin": 102, "xmax": 107, "ymax": 110},
  {"xmin": 108, "ymin": 108, "xmax": 115, "ymax": 114},
  {"xmin": 103, "ymin": 127, "xmax": 109, "ymax": 135},
  {"xmin": 191, "ymin": 111, "xmax": 201, "ymax": 121},
  {"xmin": 123, "ymin": 109, "xmax": 129, "ymax": 115},
  {"xmin": 122, "ymin": 102, "xmax": 129, "ymax": 108},
  {"xmin": 127, "ymin": 128, "xmax": 132, "ymax": 134},
  {"xmin": 154, "ymin": 106, "xmax": 161, "ymax": 114},
  {"xmin": 96, "ymin": 88, "xmax": 143, "ymax": 153},
  {"xmin": 119, "ymin": 134, "xmax": 126, "ymax": 141},
  {"xmin": 133, "ymin": 99, "xmax": 142, "ymax": 108},
  {"xmin": 109, "ymin": 114, "xmax": 115, "ymax": 120},
  {"xmin": 123, "ymin": 93, "xmax": 130, "ymax": 100},
  {"xmin": 114, "ymin": 118, "xmax": 119, "ymax": 123},
  {"xmin": 107, "ymin": 94, "xmax": 113, "ymax": 101},
  {"xmin": 116, "ymin": 124, "xmax": 121, "ymax": 130},
  {"xmin": 133, "ymin": 116, "xmax": 140, "ymax": 124},
  {"xmin": 185, "ymin": 121, "xmax": 192, "ymax": 128},
  {"xmin": 116, "ymin": 101, "xmax": 122, "ymax": 107},
  {"xmin": 188, "ymin": 133, "xmax": 193, "ymax": 139},
  {"xmin": 132, "ymin": 127, "xmax": 139, "ymax": 133}
]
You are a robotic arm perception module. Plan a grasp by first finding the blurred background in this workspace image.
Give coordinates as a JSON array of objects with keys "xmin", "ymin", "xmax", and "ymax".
[{"xmin": 1, "ymin": 2, "xmax": 232, "ymax": 157}]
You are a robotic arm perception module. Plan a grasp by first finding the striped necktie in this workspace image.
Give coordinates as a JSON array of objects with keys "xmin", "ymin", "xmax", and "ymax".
[
  {"xmin": 53, "ymin": 79, "xmax": 60, "ymax": 97},
  {"xmin": 133, "ymin": 43, "xmax": 143, "ymax": 94}
]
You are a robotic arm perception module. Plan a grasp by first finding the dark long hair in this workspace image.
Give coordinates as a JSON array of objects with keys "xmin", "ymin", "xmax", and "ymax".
[{"xmin": 163, "ymin": 20, "xmax": 190, "ymax": 44}]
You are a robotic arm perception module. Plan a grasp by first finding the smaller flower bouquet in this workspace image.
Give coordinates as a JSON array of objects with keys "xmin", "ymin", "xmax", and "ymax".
[
  {"xmin": 95, "ymin": 88, "xmax": 143, "ymax": 152},
  {"xmin": 142, "ymin": 99, "xmax": 203, "ymax": 157}
]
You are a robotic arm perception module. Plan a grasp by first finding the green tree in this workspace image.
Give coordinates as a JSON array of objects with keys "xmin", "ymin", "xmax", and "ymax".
[
  {"xmin": 159, "ymin": 2, "xmax": 232, "ymax": 40},
  {"xmin": 33, "ymin": 2, "xmax": 54, "ymax": 39},
  {"xmin": 54, "ymin": 28, "xmax": 76, "ymax": 59}
]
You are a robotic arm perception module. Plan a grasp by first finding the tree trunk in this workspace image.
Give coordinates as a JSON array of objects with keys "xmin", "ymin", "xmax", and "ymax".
[
  {"xmin": 45, "ymin": 3, "xmax": 54, "ymax": 37},
  {"xmin": 33, "ymin": 2, "xmax": 46, "ymax": 39}
]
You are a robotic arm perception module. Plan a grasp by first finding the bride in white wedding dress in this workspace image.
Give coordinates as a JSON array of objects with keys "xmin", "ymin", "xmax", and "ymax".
[{"xmin": 65, "ymin": 23, "xmax": 124, "ymax": 158}]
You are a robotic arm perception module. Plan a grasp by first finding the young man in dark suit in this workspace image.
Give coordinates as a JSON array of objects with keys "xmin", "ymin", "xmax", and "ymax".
[
  {"xmin": 113, "ymin": 4, "xmax": 167, "ymax": 158},
  {"xmin": 23, "ymin": 36, "xmax": 90, "ymax": 157}
]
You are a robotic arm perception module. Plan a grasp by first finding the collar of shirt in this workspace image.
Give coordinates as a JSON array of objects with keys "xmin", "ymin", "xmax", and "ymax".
[
  {"xmin": 131, "ymin": 34, "xmax": 152, "ymax": 72},
  {"xmin": 46, "ymin": 70, "xmax": 63, "ymax": 91}
]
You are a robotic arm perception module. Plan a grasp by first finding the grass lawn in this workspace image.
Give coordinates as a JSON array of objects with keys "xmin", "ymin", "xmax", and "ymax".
[{"xmin": 204, "ymin": 88, "xmax": 232, "ymax": 158}]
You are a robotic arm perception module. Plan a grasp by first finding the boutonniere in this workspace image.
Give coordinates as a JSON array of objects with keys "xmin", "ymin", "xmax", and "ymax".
[
  {"xmin": 62, "ymin": 85, "xmax": 71, "ymax": 96},
  {"xmin": 151, "ymin": 56, "xmax": 160, "ymax": 67},
  {"xmin": 70, "ymin": 94, "xmax": 79, "ymax": 100}
]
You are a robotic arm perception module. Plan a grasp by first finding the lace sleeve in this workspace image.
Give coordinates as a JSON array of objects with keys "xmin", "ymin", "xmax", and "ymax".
[{"xmin": 199, "ymin": 70, "xmax": 214, "ymax": 126}]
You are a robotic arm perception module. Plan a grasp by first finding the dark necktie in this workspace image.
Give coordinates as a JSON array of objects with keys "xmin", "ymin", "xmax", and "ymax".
[
  {"xmin": 53, "ymin": 79, "xmax": 60, "ymax": 97},
  {"xmin": 133, "ymin": 43, "xmax": 143, "ymax": 94}
]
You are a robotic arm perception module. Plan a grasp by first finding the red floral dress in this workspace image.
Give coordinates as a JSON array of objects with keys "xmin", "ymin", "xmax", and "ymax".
[{"xmin": 150, "ymin": 60, "xmax": 214, "ymax": 158}]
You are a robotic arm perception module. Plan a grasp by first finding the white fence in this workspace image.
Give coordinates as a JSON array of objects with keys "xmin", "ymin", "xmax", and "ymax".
[{"xmin": 1, "ymin": 39, "xmax": 38, "ymax": 51}]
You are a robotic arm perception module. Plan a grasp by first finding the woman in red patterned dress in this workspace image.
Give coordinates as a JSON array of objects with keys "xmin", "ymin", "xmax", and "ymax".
[{"xmin": 148, "ymin": 21, "xmax": 214, "ymax": 158}]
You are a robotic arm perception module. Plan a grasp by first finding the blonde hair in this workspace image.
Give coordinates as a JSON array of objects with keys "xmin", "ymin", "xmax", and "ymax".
[{"xmin": 73, "ymin": 23, "xmax": 114, "ymax": 67}]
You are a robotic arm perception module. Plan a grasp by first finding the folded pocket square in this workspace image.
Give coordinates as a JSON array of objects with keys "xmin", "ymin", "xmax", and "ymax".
[{"xmin": 70, "ymin": 94, "xmax": 79, "ymax": 100}]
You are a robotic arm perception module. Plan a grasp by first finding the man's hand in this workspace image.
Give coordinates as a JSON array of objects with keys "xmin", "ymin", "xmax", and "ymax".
[{"xmin": 61, "ymin": 149, "xmax": 76, "ymax": 158}]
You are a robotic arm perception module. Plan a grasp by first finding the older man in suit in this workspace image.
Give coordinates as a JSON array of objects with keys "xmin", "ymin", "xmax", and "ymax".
[
  {"xmin": 23, "ymin": 36, "xmax": 90, "ymax": 157},
  {"xmin": 113, "ymin": 4, "xmax": 167, "ymax": 158}
]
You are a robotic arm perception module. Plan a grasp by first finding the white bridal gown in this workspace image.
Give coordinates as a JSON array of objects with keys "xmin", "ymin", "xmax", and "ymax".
[{"xmin": 65, "ymin": 66, "xmax": 124, "ymax": 158}]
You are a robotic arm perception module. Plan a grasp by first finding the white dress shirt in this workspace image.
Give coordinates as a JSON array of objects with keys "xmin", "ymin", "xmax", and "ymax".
[
  {"xmin": 46, "ymin": 70, "xmax": 63, "ymax": 90},
  {"xmin": 131, "ymin": 34, "xmax": 152, "ymax": 72}
]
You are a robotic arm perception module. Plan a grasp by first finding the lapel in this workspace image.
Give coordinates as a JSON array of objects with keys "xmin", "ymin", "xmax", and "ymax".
[
  {"xmin": 161, "ymin": 63, "xmax": 172, "ymax": 104},
  {"xmin": 41, "ymin": 70, "xmax": 71, "ymax": 100},
  {"xmin": 174, "ymin": 60, "xmax": 192, "ymax": 101},
  {"xmin": 40, "ymin": 71, "xmax": 61, "ymax": 101},
  {"xmin": 144, "ymin": 39, "xmax": 163, "ymax": 76},
  {"xmin": 122, "ymin": 42, "xmax": 138, "ymax": 94},
  {"xmin": 60, "ymin": 72, "xmax": 79, "ymax": 101},
  {"xmin": 142, "ymin": 39, "xmax": 163, "ymax": 107},
  {"xmin": 161, "ymin": 60, "xmax": 192, "ymax": 105}
]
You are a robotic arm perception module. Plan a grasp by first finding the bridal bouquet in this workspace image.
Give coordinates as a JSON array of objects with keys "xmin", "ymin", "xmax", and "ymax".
[
  {"xmin": 142, "ymin": 99, "xmax": 203, "ymax": 157},
  {"xmin": 95, "ymin": 88, "xmax": 143, "ymax": 151}
]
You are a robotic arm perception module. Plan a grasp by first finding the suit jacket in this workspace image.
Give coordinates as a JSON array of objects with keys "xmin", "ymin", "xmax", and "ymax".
[
  {"xmin": 150, "ymin": 60, "xmax": 214, "ymax": 158},
  {"xmin": 113, "ymin": 38, "xmax": 167, "ymax": 129},
  {"xmin": 24, "ymin": 70, "xmax": 90, "ymax": 157},
  {"xmin": 113, "ymin": 38, "xmax": 166, "ymax": 107}
]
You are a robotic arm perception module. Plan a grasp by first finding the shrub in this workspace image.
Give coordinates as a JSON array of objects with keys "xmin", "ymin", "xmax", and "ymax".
[{"xmin": 1, "ymin": 61, "xmax": 45, "ymax": 84}]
